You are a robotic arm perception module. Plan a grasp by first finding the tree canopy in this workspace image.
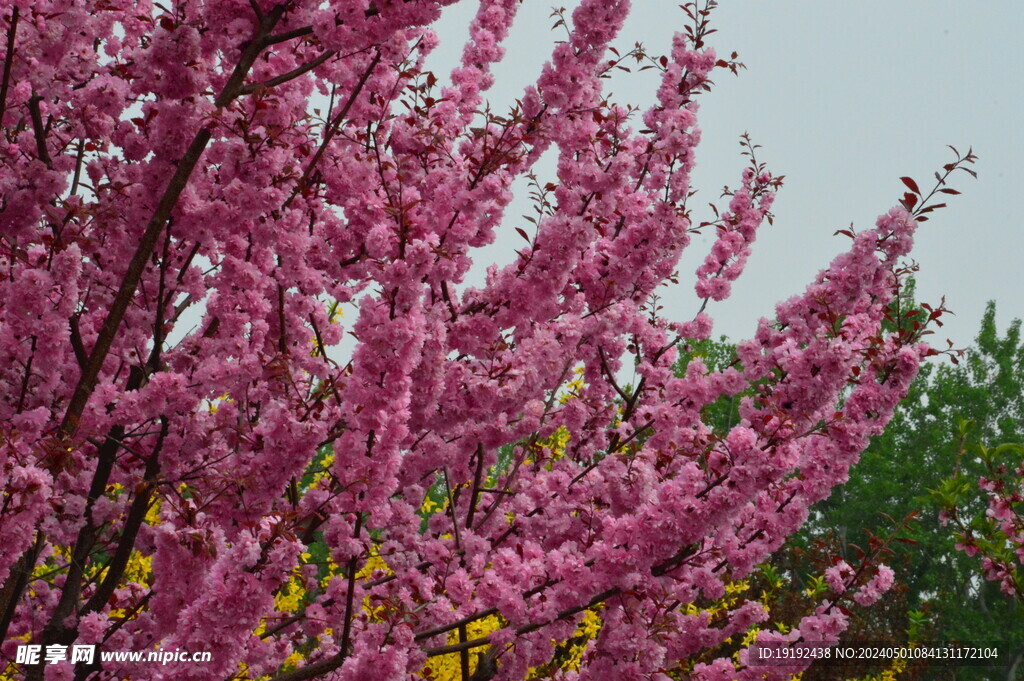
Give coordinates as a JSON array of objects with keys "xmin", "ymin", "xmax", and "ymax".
[{"xmin": 0, "ymin": 2, "xmax": 974, "ymax": 680}]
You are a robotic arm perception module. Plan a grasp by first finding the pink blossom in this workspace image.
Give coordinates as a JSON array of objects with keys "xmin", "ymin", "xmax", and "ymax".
[{"xmin": 0, "ymin": 2, "xmax": 962, "ymax": 679}]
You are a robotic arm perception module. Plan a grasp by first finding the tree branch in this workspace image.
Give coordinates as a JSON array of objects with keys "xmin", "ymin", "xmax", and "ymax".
[
  {"xmin": 0, "ymin": 7, "xmax": 18, "ymax": 125},
  {"xmin": 239, "ymin": 48, "xmax": 338, "ymax": 95},
  {"xmin": 424, "ymin": 588, "xmax": 620, "ymax": 658},
  {"xmin": 265, "ymin": 515, "xmax": 363, "ymax": 681},
  {"xmin": 280, "ymin": 49, "xmax": 382, "ymax": 212},
  {"xmin": 81, "ymin": 419, "xmax": 166, "ymax": 615},
  {"xmin": 27, "ymin": 95, "xmax": 51, "ymax": 166},
  {"xmin": 0, "ymin": 533, "xmax": 43, "ymax": 644},
  {"xmin": 59, "ymin": 5, "xmax": 287, "ymax": 438}
]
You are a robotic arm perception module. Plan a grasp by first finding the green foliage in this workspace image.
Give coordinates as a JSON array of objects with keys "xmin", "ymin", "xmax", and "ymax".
[
  {"xmin": 676, "ymin": 301, "xmax": 1024, "ymax": 679},
  {"xmin": 806, "ymin": 301, "xmax": 1024, "ymax": 679},
  {"xmin": 931, "ymin": 430, "xmax": 1024, "ymax": 605},
  {"xmin": 674, "ymin": 335, "xmax": 748, "ymax": 436}
]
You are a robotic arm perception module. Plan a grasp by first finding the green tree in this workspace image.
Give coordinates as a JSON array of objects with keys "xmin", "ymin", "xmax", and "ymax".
[
  {"xmin": 806, "ymin": 302, "xmax": 1024, "ymax": 680},
  {"xmin": 677, "ymin": 303, "xmax": 1024, "ymax": 680}
]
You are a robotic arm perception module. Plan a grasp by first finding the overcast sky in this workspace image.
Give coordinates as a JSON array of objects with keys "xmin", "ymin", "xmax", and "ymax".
[{"xmin": 423, "ymin": 1, "xmax": 1024, "ymax": 351}]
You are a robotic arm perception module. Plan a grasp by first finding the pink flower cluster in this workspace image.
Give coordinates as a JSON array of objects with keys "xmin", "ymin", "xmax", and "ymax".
[
  {"xmin": 0, "ymin": 1, "xmax": 948, "ymax": 680},
  {"xmin": 694, "ymin": 167, "xmax": 775, "ymax": 302}
]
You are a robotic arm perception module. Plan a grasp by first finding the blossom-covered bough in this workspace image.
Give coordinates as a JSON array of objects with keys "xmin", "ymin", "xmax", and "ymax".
[{"xmin": 0, "ymin": 1, "xmax": 973, "ymax": 679}]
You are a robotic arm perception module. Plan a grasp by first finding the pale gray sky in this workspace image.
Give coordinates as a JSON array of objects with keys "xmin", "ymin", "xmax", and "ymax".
[{"xmin": 424, "ymin": 1, "xmax": 1024, "ymax": 350}]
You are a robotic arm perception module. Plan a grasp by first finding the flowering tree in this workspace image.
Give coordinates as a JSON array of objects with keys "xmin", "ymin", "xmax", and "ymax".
[{"xmin": 0, "ymin": 1, "xmax": 972, "ymax": 680}]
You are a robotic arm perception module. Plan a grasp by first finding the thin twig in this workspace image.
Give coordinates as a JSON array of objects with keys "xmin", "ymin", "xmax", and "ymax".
[{"xmin": 281, "ymin": 49, "xmax": 382, "ymax": 212}]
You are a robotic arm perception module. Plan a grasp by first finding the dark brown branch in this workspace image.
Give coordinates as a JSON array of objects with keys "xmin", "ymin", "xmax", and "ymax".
[
  {"xmin": 59, "ymin": 132, "xmax": 209, "ymax": 435},
  {"xmin": 308, "ymin": 314, "xmax": 336, "ymax": 367},
  {"xmin": 459, "ymin": 623, "xmax": 471, "ymax": 681},
  {"xmin": 277, "ymin": 278, "xmax": 287, "ymax": 354},
  {"xmin": 58, "ymin": 5, "xmax": 287, "ymax": 438},
  {"xmin": 147, "ymin": 219, "xmax": 173, "ymax": 373},
  {"xmin": 38, "ymin": 385, "xmax": 148, "ymax": 657},
  {"xmin": 68, "ymin": 138, "xmax": 85, "ymax": 197},
  {"xmin": 240, "ymin": 48, "xmax": 337, "ymax": 95},
  {"xmin": 424, "ymin": 588, "xmax": 620, "ymax": 658},
  {"xmin": 443, "ymin": 468, "xmax": 464, "ymax": 549},
  {"xmin": 338, "ymin": 515, "xmax": 363, "ymax": 658},
  {"xmin": 414, "ymin": 606, "xmax": 500, "ymax": 643},
  {"xmin": 413, "ymin": 538, "xmax": 699, "ymax": 648},
  {"xmin": 100, "ymin": 589, "xmax": 153, "ymax": 644},
  {"xmin": 0, "ymin": 533, "xmax": 43, "ymax": 644},
  {"xmin": 81, "ymin": 419, "xmax": 166, "ymax": 615},
  {"xmin": 263, "ymin": 25, "xmax": 315, "ymax": 46},
  {"xmin": 440, "ymin": 280, "xmax": 458, "ymax": 322},
  {"xmin": 0, "ymin": 7, "xmax": 18, "ymax": 125},
  {"xmin": 261, "ymin": 1, "xmax": 394, "ymax": 46},
  {"xmin": 16, "ymin": 336, "xmax": 35, "ymax": 412},
  {"xmin": 597, "ymin": 346, "xmax": 629, "ymax": 402},
  {"xmin": 264, "ymin": 653, "xmax": 346, "ymax": 681},
  {"xmin": 258, "ymin": 593, "xmax": 335, "ymax": 641},
  {"xmin": 469, "ymin": 358, "xmax": 579, "ymax": 534},
  {"xmin": 71, "ymin": 590, "xmax": 156, "ymax": 681},
  {"xmin": 27, "ymin": 95, "xmax": 51, "ymax": 166},
  {"xmin": 176, "ymin": 244, "xmax": 201, "ymax": 282},
  {"xmin": 465, "ymin": 444, "xmax": 485, "ymax": 530}
]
